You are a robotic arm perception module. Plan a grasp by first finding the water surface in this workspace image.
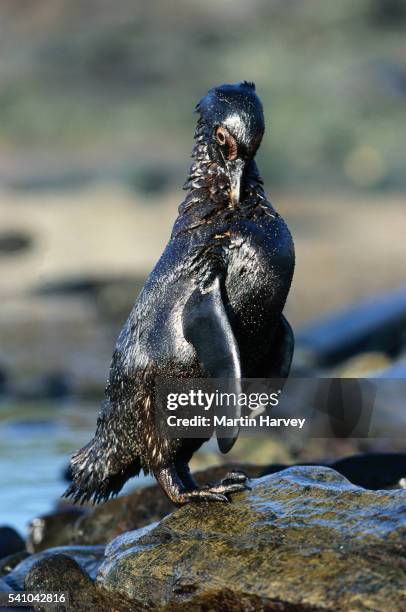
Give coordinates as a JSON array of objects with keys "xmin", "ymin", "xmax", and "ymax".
[{"xmin": 0, "ymin": 401, "xmax": 152, "ymax": 535}]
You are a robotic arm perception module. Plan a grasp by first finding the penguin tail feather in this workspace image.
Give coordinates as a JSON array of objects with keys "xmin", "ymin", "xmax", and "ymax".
[{"xmin": 63, "ymin": 436, "xmax": 141, "ymax": 505}]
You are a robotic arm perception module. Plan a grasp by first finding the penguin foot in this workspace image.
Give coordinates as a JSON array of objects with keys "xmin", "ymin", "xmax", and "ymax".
[
  {"xmin": 155, "ymin": 464, "xmax": 251, "ymax": 505},
  {"xmin": 155, "ymin": 464, "xmax": 230, "ymax": 505},
  {"xmin": 203, "ymin": 482, "xmax": 247, "ymax": 495},
  {"xmin": 180, "ymin": 489, "xmax": 229, "ymax": 503},
  {"xmin": 202, "ymin": 471, "xmax": 250, "ymax": 496}
]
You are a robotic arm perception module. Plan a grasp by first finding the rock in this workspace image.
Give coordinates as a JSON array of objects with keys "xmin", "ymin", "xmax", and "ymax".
[
  {"xmin": 331, "ymin": 452, "xmax": 406, "ymax": 490},
  {"xmin": 369, "ymin": 0, "xmax": 406, "ymax": 27},
  {"xmin": 9, "ymin": 374, "xmax": 72, "ymax": 400},
  {"xmin": 335, "ymin": 351, "xmax": 391, "ymax": 376},
  {"xmin": 0, "ymin": 367, "xmax": 9, "ymax": 396},
  {"xmin": 5, "ymin": 546, "xmax": 104, "ymax": 591},
  {"xmin": 0, "ymin": 577, "xmax": 13, "ymax": 593},
  {"xmin": 98, "ymin": 466, "xmax": 406, "ymax": 611},
  {"xmin": 24, "ymin": 554, "xmax": 128, "ymax": 612},
  {"xmin": 296, "ymin": 287, "xmax": 406, "ymax": 367},
  {"xmin": 34, "ymin": 274, "xmax": 147, "ymax": 331},
  {"xmin": 0, "ymin": 527, "xmax": 25, "ymax": 560},
  {"xmin": 0, "ymin": 294, "xmax": 117, "ymax": 398},
  {"xmin": 260, "ymin": 452, "xmax": 406, "ymax": 490},
  {"xmin": 27, "ymin": 508, "xmax": 88, "ymax": 553},
  {"xmin": 376, "ymin": 358, "xmax": 406, "ymax": 378},
  {"xmin": 69, "ymin": 483, "xmax": 174, "ymax": 547},
  {"xmin": 0, "ymin": 231, "xmax": 32, "ymax": 254},
  {"xmin": 50, "ymin": 464, "xmax": 262, "ymax": 548},
  {"xmin": 0, "ymin": 552, "xmax": 30, "ymax": 578}
]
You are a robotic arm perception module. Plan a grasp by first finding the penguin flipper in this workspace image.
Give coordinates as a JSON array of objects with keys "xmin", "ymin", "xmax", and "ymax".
[
  {"xmin": 182, "ymin": 276, "xmax": 241, "ymax": 453},
  {"xmin": 268, "ymin": 314, "xmax": 295, "ymax": 378}
]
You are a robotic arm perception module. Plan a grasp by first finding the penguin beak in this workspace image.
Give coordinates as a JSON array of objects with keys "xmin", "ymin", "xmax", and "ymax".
[{"xmin": 227, "ymin": 159, "xmax": 245, "ymax": 206}]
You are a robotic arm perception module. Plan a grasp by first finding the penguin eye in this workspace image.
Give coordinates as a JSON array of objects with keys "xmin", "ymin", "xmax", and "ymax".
[
  {"xmin": 215, "ymin": 127, "xmax": 238, "ymax": 161},
  {"xmin": 215, "ymin": 127, "xmax": 227, "ymax": 145}
]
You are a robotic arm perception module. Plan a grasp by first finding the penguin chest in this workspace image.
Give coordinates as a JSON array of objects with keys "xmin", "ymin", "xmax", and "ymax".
[{"xmin": 225, "ymin": 218, "xmax": 294, "ymax": 365}]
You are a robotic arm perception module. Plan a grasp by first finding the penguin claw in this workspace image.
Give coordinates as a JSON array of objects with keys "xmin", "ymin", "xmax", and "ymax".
[
  {"xmin": 184, "ymin": 490, "xmax": 229, "ymax": 503},
  {"xmin": 209, "ymin": 493, "xmax": 230, "ymax": 503},
  {"xmin": 207, "ymin": 482, "xmax": 248, "ymax": 495},
  {"xmin": 199, "ymin": 470, "xmax": 250, "ymax": 497},
  {"xmin": 155, "ymin": 465, "xmax": 248, "ymax": 506}
]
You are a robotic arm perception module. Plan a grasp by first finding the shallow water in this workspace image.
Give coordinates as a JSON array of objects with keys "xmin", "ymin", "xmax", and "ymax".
[{"xmin": 0, "ymin": 401, "xmax": 153, "ymax": 536}]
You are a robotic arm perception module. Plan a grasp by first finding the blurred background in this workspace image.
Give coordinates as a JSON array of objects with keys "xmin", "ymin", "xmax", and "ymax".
[{"xmin": 0, "ymin": 0, "xmax": 405, "ymax": 532}]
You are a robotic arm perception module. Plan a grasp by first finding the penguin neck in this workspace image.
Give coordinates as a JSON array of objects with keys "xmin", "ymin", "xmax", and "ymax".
[{"xmin": 179, "ymin": 118, "xmax": 265, "ymax": 220}]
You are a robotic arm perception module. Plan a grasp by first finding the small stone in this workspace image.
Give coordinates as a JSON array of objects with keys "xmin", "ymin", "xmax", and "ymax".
[
  {"xmin": 6, "ymin": 545, "xmax": 105, "ymax": 591},
  {"xmin": 25, "ymin": 554, "xmax": 128, "ymax": 612}
]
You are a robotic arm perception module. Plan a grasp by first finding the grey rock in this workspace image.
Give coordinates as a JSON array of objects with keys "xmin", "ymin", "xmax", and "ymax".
[
  {"xmin": 296, "ymin": 287, "xmax": 406, "ymax": 367},
  {"xmin": 27, "ymin": 508, "xmax": 87, "ymax": 553},
  {"xmin": 24, "ymin": 554, "xmax": 129, "ymax": 612},
  {"xmin": 98, "ymin": 466, "xmax": 406, "ymax": 611},
  {"xmin": 5, "ymin": 546, "xmax": 104, "ymax": 591},
  {"xmin": 0, "ymin": 231, "xmax": 32, "ymax": 254}
]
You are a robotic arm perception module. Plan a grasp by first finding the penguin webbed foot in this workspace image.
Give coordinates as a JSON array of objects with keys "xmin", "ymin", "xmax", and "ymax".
[{"xmin": 156, "ymin": 465, "xmax": 249, "ymax": 505}]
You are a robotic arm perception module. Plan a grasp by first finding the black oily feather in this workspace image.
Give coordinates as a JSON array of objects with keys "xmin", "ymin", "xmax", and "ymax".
[
  {"xmin": 241, "ymin": 80, "xmax": 256, "ymax": 90},
  {"xmin": 64, "ymin": 454, "xmax": 141, "ymax": 505},
  {"xmin": 63, "ymin": 81, "xmax": 295, "ymax": 506},
  {"xmin": 63, "ymin": 379, "xmax": 146, "ymax": 504}
]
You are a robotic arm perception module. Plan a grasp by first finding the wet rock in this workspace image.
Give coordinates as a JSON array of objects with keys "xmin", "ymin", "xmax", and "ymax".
[
  {"xmin": 69, "ymin": 483, "xmax": 173, "ymax": 547},
  {"xmin": 5, "ymin": 546, "xmax": 104, "ymax": 591},
  {"xmin": 24, "ymin": 554, "xmax": 128, "ymax": 612},
  {"xmin": 0, "ymin": 527, "xmax": 25, "ymax": 560},
  {"xmin": 296, "ymin": 287, "xmax": 406, "ymax": 367},
  {"xmin": 27, "ymin": 508, "xmax": 87, "ymax": 553},
  {"xmin": 0, "ymin": 552, "xmax": 30, "ymax": 578},
  {"xmin": 261, "ymin": 452, "xmax": 406, "ymax": 490},
  {"xmin": 52, "ymin": 464, "xmax": 262, "ymax": 547},
  {"xmin": 98, "ymin": 466, "xmax": 406, "ymax": 611},
  {"xmin": 0, "ymin": 577, "xmax": 13, "ymax": 593}
]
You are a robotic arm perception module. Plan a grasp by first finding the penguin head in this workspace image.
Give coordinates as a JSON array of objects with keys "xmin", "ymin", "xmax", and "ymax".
[{"xmin": 197, "ymin": 81, "xmax": 265, "ymax": 204}]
